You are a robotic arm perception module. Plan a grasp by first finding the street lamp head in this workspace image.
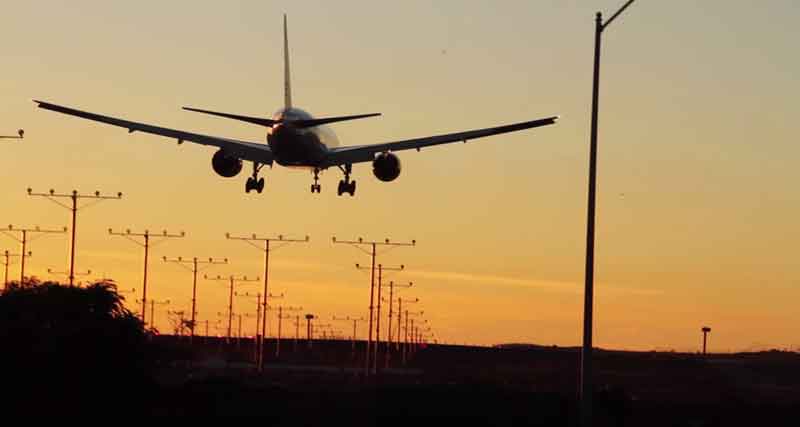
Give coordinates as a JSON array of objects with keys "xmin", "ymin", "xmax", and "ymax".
[
  {"xmin": 411, "ymin": 239, "xmax": 416, "ymax": 246},
  {"xmin": 95, "ymin": 191, "xmax": 100, "ymax": 196},
  {"xmin": 117, "ymin": 192, "xmax": 123, "ymax": 198},
  {"xmin": 26, "ymin": 188, "xmax": 32, "ymax": 195},
  {"xmin": 50, "ymin": 189, "xmax": 55, "ymax": 195},
  {"xmin": 18, "ymin": 129, "xmax": 24, "ymax": 138}
]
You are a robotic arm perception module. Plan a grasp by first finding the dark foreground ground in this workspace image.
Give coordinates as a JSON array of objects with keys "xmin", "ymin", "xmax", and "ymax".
[{"xmin": 119, "ymin": 337, "xmax": 800, "ymax": 425}]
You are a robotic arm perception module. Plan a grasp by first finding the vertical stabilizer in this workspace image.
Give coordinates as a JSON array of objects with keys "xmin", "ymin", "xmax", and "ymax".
[{"xmin": 283, "ymin": 14, "xmax": 292, "ymax": 109}]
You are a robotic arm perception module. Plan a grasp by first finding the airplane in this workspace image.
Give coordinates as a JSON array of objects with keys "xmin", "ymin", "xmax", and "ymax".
[{"xmin": 35, "ymin": 15, "xmax": 558, "ymax": 197}]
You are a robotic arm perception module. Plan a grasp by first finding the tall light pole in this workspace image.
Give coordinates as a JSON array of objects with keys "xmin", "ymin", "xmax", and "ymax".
[
  {"xmin": 164, "ymin": 256, "xmax": 228, "ymax": 343},
  {"xmin": 109, "ymin": 229, "xmax": 185, "ymax": 326},
  {"xmin": 226, "ymin": 232, "xmax": 309, "ymax": 370},
  {"xmin": 2, "ymin": 225, "xmax": 66, "ymax": 284},
  {"xmin": 582, "ymin": 2, "xmax": 637, "ymax": 426},
  {"xmin": 333, "ymin": 237, "xmax": 415, "ymax": 377},
  {"xmin": 28, "ymin": 188, "xmax": 122, "ymax": 286},
  {"xmin": 205, "ymin": 274, "xmax": 260, "ymax": 343}
]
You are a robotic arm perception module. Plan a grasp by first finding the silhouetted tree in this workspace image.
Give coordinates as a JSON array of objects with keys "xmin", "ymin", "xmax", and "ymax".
[{"xmin": 0, "ymin": 280, "xmax": 153, "ymax": 415}]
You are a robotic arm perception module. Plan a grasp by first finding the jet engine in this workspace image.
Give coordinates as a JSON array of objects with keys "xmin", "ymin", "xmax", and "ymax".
[
  {"xmin": 372, "ymin": 152, "xmax": 401, "ymax": 182},
  {"xmin": 211, "ymin": 149, "xmax": 243, "ymax": 178}
]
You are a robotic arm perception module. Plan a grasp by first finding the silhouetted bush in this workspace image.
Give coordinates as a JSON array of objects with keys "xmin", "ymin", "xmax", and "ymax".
[{"xmin": 0, "ymin": 281, "xmax": 153, "ymax": 414}]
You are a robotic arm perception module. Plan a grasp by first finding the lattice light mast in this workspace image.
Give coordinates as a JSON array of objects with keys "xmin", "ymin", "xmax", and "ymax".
[
  {"xmin": 164, "ymin": 256, "xmax": 228, "ymax": 343},
  {"xmin": 109, "ymin": 228, "xmax": 184, "ymax": 326},
  {"xmin": 28, "ymin": 188, "xmax": 122, "ymax": 286}
]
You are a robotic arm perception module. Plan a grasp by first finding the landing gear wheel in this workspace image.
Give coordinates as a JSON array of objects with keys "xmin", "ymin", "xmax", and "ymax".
[
  {"xmin": 247, "ymin": 162, "xmax": 266, "ymax": 194},
  {"xmin": 337, "ymin": 164, "xmax": 356, "ymax": 197}
]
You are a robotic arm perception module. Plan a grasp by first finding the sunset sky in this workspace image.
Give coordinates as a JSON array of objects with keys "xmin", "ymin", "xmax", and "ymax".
[{"xmin": 1, "ymin": 1, "xmax": 798, "ymax": 352}]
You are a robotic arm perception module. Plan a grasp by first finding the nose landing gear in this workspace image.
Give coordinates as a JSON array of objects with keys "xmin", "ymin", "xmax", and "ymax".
[{"xmin": 310, "ymin": 168, "xmax": 321, "ymax": 193}]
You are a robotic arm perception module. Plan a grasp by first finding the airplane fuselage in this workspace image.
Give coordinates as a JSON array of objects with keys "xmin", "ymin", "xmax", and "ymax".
[{"xmin": 267, "ymin": 107, "xmax": 338, "ymax": 168}]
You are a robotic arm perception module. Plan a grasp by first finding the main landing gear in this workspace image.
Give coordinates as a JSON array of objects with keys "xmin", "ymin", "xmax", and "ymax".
[
  {"xmin": 310, "ymin": 168, "xmax": 321, "ymax": 193},
  {"xmin": 245, "ymin": 162, "xmax": 265, "ymax": 193},
  {"xmin": 337, "ymin": 164, "xmax": 356, "ymax": 196}
]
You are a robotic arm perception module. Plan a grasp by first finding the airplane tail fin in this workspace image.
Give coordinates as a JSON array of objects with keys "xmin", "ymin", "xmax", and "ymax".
[{"xmin": 283, "ymin": 14, "xmax": 292, "ymax": 109}]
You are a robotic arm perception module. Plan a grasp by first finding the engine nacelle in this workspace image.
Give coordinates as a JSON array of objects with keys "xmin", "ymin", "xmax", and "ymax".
[
  {"xmin": 211, "ymin": 149, "xmax": 243, "ymax": 178},
  {"xmin": 372, "ymin": 152, "xmax": 401, "ymax": 182}
]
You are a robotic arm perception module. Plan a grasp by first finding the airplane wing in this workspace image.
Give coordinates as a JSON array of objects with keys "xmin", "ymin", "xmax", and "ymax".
[
  {"xmin": 34, "ymin": 101, "xmax": 274, "ymax": 165},
  {"xmin": 321, "ymin": 116, "xmax": 558, "ymax": 167}
]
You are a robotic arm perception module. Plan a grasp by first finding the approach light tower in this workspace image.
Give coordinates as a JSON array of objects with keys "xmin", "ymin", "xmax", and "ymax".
[
  {"xmin": 205, "ymin": 274, "xmax": 260, "ymax": 343},
  {"xmin": 225, "ymin": 232, "xmax": 309, "ymax": 370},
  {"xmin": 332, "ymin": 236, "xmax": 415, "ymax": 377},
  {"xmin": 356, "ymin": 263, "xmax": 404, "ymax": 374},
  {"xmin": 3, "ymin": 250, "xmax": 31, "ymax": 290},
  {"xmin": 581, "ymin": 2, "xmax": 638, "ymax": 426},
  {"xmin": 163, "ymin": 256, "xmax": 228, "ymax": 343},
  {"xmin": 701, "ymin": 326, "xmax": 711, "ymax": 355},
  {"xmin": 109, "ymin": 228, "xmax": 185, "ymax": 326},
  {"xmin": 28, "ymin": 188, "xmax": 122, "ymax": 286},
  {"xmin": 2, "ymin": 225, "xmax": 66, "ymax": 284}
]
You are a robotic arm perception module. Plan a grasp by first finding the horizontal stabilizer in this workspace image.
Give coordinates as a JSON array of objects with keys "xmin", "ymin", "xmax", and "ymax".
[
  {"xmin": 183, "ymin": 107, "xmax": 380, "ymax": 129},
  {"xmin": 290, "ymin": 113, "xmax": 381, "ymax": 128},
  {"xmin": 182, "ymin": 107, "xmax": 276, "ymax": 127}
]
